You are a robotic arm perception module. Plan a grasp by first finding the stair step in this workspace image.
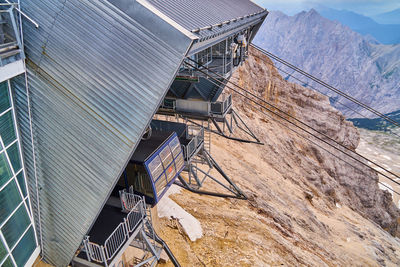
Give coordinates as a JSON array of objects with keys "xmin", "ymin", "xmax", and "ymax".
[
  {"xmin": 0, "ymin": 48, "xmax": 20, "ymax": 59},
  {"xmin": 0, "ymin": 42, "xmax": 18, "ymax": 52}
]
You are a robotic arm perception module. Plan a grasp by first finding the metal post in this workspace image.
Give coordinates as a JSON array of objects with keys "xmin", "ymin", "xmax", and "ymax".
[
  {"xmin": 123, "ymin": 171, "xmax": 129, "ymax": 190},
  {"xmin": 83, "ymin": 237, "xmax": 92, "ymax": 262},
  {"xmin": 124, "ymin": 218, "xmax": 129, "ymax": 236},
  {"xmin": 8, "ymin": 7, "xmax": 23, "ymax": 57},
  {"xmin": 100, "ymin": 246, "xmax": 108, "ymax": 267}
]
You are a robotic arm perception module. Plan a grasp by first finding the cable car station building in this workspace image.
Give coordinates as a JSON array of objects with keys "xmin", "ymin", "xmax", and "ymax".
[{"xmin": 0, "ymin": 0, "xmax": 267, "ymax": 266}]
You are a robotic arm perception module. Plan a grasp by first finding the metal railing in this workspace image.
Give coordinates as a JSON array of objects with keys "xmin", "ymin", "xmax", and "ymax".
[
  {"xmin": 0, "ymin": 2, "xmax": 24, "ymax": 67},
  {"xmin": 84, "ymin": 239, "xmax": 105, "ymax": 264},
  {"xmin": 83, "ymin": 194, "xmax": 146, "ymax": 266},
  {"xmin": 211, "ymin": 94, "xmax": 232, "ymax": 115},
  {"xmin": 120, "ymin": 189, "xmax": 143, "ymax": 212},
  {"xmin": 160, "ymin": 98, "xmax": 176, "ymax": 111},
  {"xmin": 104, "ymin": 222, "xmax": 127, "ymax": 260},
  {"xmin": 183, "ymin": 126, "xmax": 204, "ymax": 161}
]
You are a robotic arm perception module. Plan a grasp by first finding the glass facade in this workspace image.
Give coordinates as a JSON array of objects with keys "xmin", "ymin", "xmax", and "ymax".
[{"xmin": 0, "ymin": 81, "xmax": 38, "ymax": 267}]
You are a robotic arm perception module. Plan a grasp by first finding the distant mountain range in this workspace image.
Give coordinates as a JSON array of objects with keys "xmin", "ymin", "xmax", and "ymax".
[
  {"xmin": 373, "ymin": 8, "xmax": 400, "ymax": 25},
  {"xmin": 316, "ymin": 7, "xmax": 400, "ymax": 45},
  {"xmin": 253, "ymin": 9, "xmax": 400, "ymax": 118}
]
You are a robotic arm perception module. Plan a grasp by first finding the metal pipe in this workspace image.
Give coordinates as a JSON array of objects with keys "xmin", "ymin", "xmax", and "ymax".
[
  {"xmin": 176, "ymin": 175, "xmax": 245, "ymax": 199},
  {"xmin": 4, "ymin": 0, "xmax": 39, "ymax": 28}
]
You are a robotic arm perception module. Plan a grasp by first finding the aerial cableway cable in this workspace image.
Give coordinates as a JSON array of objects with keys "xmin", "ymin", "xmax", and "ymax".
[
  {"xmin": 183, "ymin": 59, "xmax": 400, "ymax": 196},
  {"xmin": 253, "ymin": 56, "xmax": 400, "ymax": 139},
  {"xmin": 199, "ymin": 69, "xmax": 400, "ymax": 196},
  {"xmin": 250, "ymin": 43, "xmax": 400, "ymax": 129}
]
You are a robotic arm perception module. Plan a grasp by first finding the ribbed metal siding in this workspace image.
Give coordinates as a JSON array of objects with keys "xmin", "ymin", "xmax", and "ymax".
[
  {"xmin": 13, "ymin": 0, "xmax": 192, "ymax": 266},
  {"xmin": 145, "ymin": 0, "xmax": 266, "ymax": 38}
]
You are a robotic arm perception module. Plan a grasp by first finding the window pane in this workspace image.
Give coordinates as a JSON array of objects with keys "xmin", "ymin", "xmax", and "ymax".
[
  {"xmin": 159, "ymin": 146, "xmax": 173, "ymax": 168},
  {"xmin": 0, "ymin": 240, "xmax": 7, "ymax": 263},
  {"xmin": 0, "ymin": 180, "xmax": 22, "ymax": 225},
  {"xmin": 148, "ymin": 156, "xmax": 163, "ymax": 182},
  {"xmin": 0, "ymin": 153, "xmax": 12, "ymax": 188},
  {"xmin": 2, "ymin": 205, "xmax": 30, "ymax": 248},
  {"xmin": 6, "ymin": 143, "xmax": 20, "ymax": 174},
  {"xmin": 12, "ymin": 227, "xmax": 35, "ymax": 267},
  {"xmin": 0, "ymin": 82, "xmax": 11, "ymax": 114},
  {"xmin": 1, "ymin": 256, "xmax": 14, "ymax": 267},
  {"xmin": 16, "ymin": 173, "xmax": 26, "ymax": 197},
  {"xmin": 0, "ymin": 111, "xmax": 16, "ymax": 147}
]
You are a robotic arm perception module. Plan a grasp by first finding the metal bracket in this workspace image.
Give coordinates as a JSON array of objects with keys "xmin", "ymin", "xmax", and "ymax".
[
  {"xmin": 187, "ymin": 108, "xmax": 263, "ymax": 145},
  {"xmin": 4, "ymin": 1, "xmax": 39, "ymax": 28},
  {"xmin": 176, "ymin": 149, "xmax": 247, "ymax": 200}
]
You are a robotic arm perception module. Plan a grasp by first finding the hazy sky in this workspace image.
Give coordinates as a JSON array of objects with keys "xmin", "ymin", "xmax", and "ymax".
[{"xmin": 253, "ymin": 0, "xmax": 400, "ymax": 16}]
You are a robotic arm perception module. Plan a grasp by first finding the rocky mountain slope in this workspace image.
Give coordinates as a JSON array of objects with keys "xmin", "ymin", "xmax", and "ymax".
[
  {"xmin": 156, "ymin": 48, "xmax": 400, "ymax": 266},
  {"xmin": 253, "ymin": 9, "xmax": 400, "ymax": 118}
]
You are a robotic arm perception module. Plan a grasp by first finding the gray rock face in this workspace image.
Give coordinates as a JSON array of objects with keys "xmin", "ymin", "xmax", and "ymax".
[{"xmin": 253, "ymin": 9, "xmax": 400, "ymax": 118}]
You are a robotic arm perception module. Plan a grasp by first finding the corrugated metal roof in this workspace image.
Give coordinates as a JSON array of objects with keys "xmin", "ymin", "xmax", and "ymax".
[
  {"xmin": 143, "ymin": 0, "xmax": 267, "ymax": 40},
  {"xmin": 13, "ymin": 0, "xmax": 193, "ymax": 266}
]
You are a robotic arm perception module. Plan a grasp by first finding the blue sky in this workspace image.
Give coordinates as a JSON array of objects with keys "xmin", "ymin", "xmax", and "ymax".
[{"xmin": 253, "ymin": 0, "xmax": 400, "ymax": 16}]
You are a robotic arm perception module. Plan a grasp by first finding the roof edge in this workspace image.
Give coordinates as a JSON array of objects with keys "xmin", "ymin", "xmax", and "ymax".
[{"xmin": 137, "ymin": 0, "xmax": 199, "ymax": 41}]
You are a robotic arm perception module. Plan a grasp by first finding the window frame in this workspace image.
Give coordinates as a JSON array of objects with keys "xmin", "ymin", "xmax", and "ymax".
[{"xmin": 0, "ymin": 80, "xmax": 39, "ymax": 267}]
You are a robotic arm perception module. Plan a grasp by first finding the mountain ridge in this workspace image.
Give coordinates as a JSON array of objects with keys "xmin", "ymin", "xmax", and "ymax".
[
  {"xmin": 373, "ymin": 8, "xmax": 400, "ymax": 24},
  {"xmin": 316, "ymin": 7, "xmax": 400, "ymax": 45},
  {"xmin": 253, "ymin": 9, "xmax": 400, "ymax": 118}
]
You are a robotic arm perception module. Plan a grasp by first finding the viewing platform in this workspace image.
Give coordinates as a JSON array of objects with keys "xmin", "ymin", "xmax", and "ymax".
[{"xmin": 74, "ymin": 193, "xmax": 162, "ymax": 267}]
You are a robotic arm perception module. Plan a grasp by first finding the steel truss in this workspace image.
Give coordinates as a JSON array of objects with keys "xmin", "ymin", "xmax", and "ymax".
[
  {"xmin": 181, "ymin": 110, "xmax": 262, "ymax": 146},
  {"xmin": 176, "ymin": 149, "xmax": 247, "ymax": 200}
]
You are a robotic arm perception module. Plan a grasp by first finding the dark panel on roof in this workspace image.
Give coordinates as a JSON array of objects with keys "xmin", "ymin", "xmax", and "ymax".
[{"xmin": 130, "ymin": 131, "xmax": 174, "ymax": 163}]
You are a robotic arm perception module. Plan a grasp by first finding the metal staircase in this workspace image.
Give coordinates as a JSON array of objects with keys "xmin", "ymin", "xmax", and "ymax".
[
  {"xmin": 123, "ymin": 189, "xmax": 180, "ymax": 267},
  {"xmin": 203, "ymin": 120, "xmax": 211, "ymax": 153},
  {"xmin": 75, "ymin": 191, "xmax": 180, "ymax": 267},
  {"xmin": 0, "ymin": 2, "xmax": 25, "ymax": 68}
]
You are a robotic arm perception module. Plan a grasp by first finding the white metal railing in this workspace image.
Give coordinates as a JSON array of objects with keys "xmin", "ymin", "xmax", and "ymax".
[
  {"xmin": 120, "ymin": 189, "xmax": 143, "ymax": 212},
  {"xmin": 83, "ymin": 194, "xmax": 146, "ymax": 266},
  {"xmin": 104, "ymin": 222, "xmax": 128, "ymax": 260},
  {"xmin": 84, "ymin": 238, "xmax": 106, "ymax": 263},
  {"xmin": 126, "ymin": 205, "xmax": 144, "ymax": 232}
]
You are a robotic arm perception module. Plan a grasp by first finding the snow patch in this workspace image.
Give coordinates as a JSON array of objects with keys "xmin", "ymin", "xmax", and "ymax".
[{"xmin": 157, "ymin": 185, "xmax": 203, "ymax": 241}]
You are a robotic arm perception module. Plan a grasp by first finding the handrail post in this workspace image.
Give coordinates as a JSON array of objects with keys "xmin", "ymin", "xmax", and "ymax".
[
  {"xmin": 83, "ymin": 236, "xmax": 92, "ymax": 262},
  {"xmin": 100, "ymin": 245, "xmax": 108, "ymax": 267}
]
